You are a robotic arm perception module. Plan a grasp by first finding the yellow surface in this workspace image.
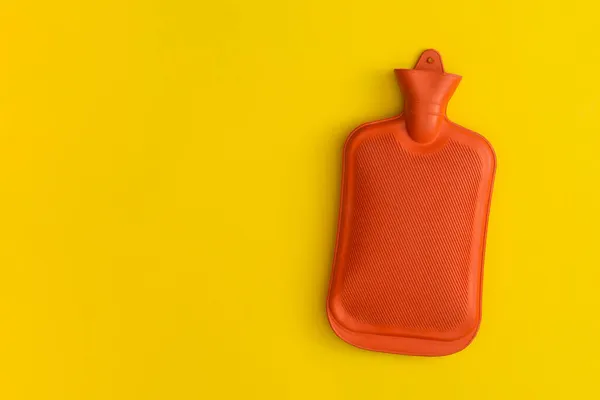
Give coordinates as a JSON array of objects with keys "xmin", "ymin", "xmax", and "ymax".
[{"xmin": 0, "ymin": 0, "xmax": 599, "ymax": 398}]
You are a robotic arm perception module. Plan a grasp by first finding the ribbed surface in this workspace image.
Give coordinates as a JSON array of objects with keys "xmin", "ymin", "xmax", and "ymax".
[{"xmin": 340, "ymin": 133, "xmax": 482, "ymax": 333}]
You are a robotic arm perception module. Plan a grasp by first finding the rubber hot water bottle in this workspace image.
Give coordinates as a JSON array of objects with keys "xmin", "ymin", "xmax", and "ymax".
[{"xmin": 327, "ymin": 49, "xmax": 496, "ymax": 356}]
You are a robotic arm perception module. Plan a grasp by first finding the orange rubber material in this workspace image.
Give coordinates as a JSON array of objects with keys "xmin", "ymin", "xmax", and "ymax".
[{"xmin": 327, "ymin": 49, "xmax": 496, "ymax": 356}]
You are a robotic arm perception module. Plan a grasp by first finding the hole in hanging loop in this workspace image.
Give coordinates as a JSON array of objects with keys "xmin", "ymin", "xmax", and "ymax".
[{"xmin": 427, "ymin": 57, "xmax": 434, "ymax": 64}]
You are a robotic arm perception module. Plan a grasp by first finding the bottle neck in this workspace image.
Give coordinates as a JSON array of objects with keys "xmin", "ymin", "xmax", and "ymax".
[{"xmin": 394, "ymin": 69, "xmax": 461, "ymax": 144}]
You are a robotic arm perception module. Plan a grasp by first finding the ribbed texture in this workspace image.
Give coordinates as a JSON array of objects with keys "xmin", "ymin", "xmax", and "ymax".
[{"xmin": 340, "ymin": 133, "xmax": 482, "ymax": 333}]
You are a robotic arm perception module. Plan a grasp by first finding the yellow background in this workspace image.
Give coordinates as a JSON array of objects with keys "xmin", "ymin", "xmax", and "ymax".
[{"xmin": 0, "ymin": 0, "xmax": 598, "ymax": 398}]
